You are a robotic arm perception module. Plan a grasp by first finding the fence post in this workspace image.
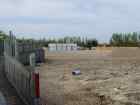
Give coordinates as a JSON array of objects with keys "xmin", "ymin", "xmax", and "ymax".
[
  {"xmin": 33, "ymin": 70, "xmax": 40, "ymax": 105},
  {"xmin": 30, "ymin": 53, "xmax": 36, "ymax": 67},
  {"xmin": 30, "ymin": 53, "xmax": 41, "ymax": 105}
]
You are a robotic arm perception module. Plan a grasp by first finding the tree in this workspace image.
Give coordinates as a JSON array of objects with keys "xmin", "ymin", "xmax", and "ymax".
[
  {"xmin": 86, "ymin": 39, "xmax": 98, "ymax": 50},
  {"xmin": 0, "ymin": 31, "xmax": 7, "ymax": 41},
  {"xmin": 110, "ymin": 32, "xmax": 140, "ymax": 47}
]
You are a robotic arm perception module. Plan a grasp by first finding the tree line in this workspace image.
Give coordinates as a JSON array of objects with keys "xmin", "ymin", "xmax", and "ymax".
[
  {"xmin": 2, "ymin": 30, "xmax": 140, "ymax": 47},
  {"xmin": 0, "ymin": 31, "xmax": 7, "ymax": 41},
  {"xmin": 0, "ymin": 31, "xmax": 98, "ymax": 49},
  {"xmin": 110, "ymin": 32, "xmax": 140, "ymax": 47},
  {"xmin": 41, "ymin": 36, "xmax": 98, "ymax": 49}
]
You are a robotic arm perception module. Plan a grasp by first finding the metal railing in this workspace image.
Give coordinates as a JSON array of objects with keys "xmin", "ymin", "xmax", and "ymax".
[
  {"xmin": 3, "ymin": 32, "xmax": 41, "ymax": 105},
  {"xmin": 4, "ymin": 53, "xmax": 33, "ymax": 105}
]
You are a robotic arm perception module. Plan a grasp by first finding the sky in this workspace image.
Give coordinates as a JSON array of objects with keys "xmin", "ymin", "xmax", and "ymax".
[{"xmin": 0, "ymin": 0, "xmax": 140, "ymax": 42}]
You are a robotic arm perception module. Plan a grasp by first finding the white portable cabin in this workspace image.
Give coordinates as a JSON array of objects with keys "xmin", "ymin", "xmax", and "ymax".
[
  {"xmin": 48, "ymin": 43, "xmax": 77, "ymax": 52},
  {"xmin": 48, "ymin": 44, "xmax": 56, "ymax": 52}
]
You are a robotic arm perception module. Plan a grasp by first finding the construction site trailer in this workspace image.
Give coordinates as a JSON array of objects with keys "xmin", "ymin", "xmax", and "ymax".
[{"xmin": 48, "ymin": 43, "xmax": 78, "ymax": 52}]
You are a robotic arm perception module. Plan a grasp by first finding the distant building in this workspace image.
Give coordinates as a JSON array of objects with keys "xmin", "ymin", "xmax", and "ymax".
[{"xmin": 48, "ymin": 43, "xmax": 78, "ymax": 52}]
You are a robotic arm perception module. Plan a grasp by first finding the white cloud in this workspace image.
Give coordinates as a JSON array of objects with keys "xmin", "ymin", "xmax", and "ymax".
[{"xmin": 0, "ymin": 0, "xmax": 140, "ymax": 42}]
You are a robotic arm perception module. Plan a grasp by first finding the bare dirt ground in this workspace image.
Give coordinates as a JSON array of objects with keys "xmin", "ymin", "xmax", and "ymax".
[{"xmin": 38, "ymin": 47, "xmax": 140, "ymax": 105}]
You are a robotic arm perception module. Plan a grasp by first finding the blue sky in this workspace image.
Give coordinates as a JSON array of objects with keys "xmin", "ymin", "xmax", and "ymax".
[{"xmin": 0, "ymin": 0, "xmax": 140, "ymax": 42}]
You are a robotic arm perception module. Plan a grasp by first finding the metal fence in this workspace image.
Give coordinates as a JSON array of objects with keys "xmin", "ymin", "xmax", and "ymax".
[
  {"xmin": 3, "ymin": 33, "xmax": 41, "ymax": 105},
  {"xmin": 0, "ymin": 56, "xmax": 4, "ymax": 71},
  {"xmin": 17, "ymin": 40, "xmax": 42, "ymax": 54},
  {"xmin": 4, "ymin": 54, "xmax": 33, "ymax": 105},
  {"xmin": 0, "ymin": 40, "xmax": 4, "ymax": 56},
  {"xmin": 18, "ymin": 48, "xmax": 45, "ymax": 65},
  {"xmin": 17, "ymin": 40, "xmax": 45, "ymax": 65}
]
